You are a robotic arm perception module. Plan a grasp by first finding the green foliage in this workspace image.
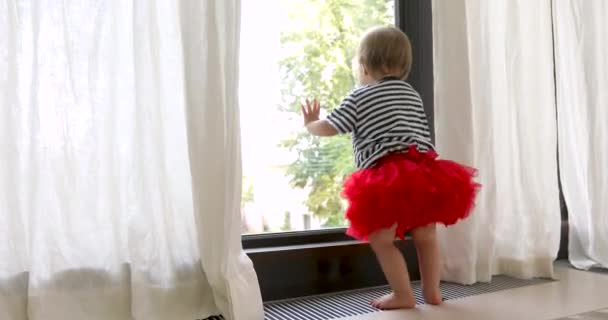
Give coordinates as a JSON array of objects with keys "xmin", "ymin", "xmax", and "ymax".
[
  {"xmin": 281, "ymin": 212, "xmax": 292, "ymax": 231},
  {"xmin": 279, "ymin": 0, "xmax": 394, "ymax": 227}
]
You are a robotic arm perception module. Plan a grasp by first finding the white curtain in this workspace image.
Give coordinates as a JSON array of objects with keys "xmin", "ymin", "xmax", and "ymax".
[
  {"xmin": 432, "ymin": 0, "xmax": 561, "ymax": 284},
  {"xmin": 0, "ymin": 1, "xmax": 263, "ymax": 319},
  {"xmin": 553, "ymin": 0, "xmax": 608, "ymax": 270}
]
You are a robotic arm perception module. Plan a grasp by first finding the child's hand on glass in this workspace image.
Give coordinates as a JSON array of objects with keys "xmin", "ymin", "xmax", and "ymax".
[
  {"xmin": 301, "ymin": 98, "xmax": 337, "ymax": 137},
  {"xmin": 301, "ymin": 98, "xmax": 321, "ymax": 126}
]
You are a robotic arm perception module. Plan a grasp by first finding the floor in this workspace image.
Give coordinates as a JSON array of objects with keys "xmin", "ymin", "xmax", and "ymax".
[{"xmin": 343, "ymin": 265, "xmax": 608, "ymax": 320}]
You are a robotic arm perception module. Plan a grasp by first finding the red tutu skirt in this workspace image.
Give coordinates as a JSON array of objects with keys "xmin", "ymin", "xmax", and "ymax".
[{"xmin": 343, "ymin": 146, "xmax": 480, "ymax": 241}]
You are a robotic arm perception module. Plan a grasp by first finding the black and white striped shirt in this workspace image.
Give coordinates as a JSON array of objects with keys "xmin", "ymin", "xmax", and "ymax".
[{"xmin": 327, "ymin": 78, "xmax": 434, "ymax": 169}]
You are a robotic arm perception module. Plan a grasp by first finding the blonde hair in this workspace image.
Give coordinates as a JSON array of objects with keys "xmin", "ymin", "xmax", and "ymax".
[{"xmin": 356, "ymin": 26, "xmax": 413, "ymax": 80}]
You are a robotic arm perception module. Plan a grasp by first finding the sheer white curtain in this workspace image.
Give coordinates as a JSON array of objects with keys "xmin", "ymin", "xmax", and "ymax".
[
  {"xmin": 432, "ymin": 0, "xmax": 561, "ymax": 284},
  {"xmin": 0, "ymin": 1, "xmax": 263, "ymax": 319},
  {"xmin": 553, "ymin": 0, "xmax": 608, "ymax": 270}
]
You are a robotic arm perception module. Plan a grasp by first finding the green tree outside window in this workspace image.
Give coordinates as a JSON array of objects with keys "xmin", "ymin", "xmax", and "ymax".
[{"xmin": 279, "ymin": 0, "xmax": 394, "ymax": 227}]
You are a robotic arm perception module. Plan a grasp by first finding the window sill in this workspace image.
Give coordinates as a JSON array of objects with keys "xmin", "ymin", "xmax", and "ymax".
[
  {"xmin": 245, "ymin": 240, "xmax": 359, "ymax": 254},
  {"xmin": 242, "ymin": 228, "xmax": 352, "ymax": 250}
]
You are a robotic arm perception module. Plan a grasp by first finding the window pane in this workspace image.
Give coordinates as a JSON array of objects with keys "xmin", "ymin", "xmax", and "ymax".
[{"xmin": 240, "ymin": 0, "xmax": 395, "ymax": 234}]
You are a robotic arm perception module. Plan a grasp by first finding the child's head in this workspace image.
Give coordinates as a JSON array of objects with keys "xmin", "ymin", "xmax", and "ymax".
[{"xmin": 355, "ymin": 26, "xmax": 412, "ymax": 85}]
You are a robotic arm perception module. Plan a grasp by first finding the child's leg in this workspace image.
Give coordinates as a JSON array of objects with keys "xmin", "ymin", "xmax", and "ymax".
[
  {"xmin": 411, "ymin": 223, "xmax": 442, "ymax": 305},
  {"xmin": 368, "ymin": 226, "xmax": 417, "ymax": 310}
]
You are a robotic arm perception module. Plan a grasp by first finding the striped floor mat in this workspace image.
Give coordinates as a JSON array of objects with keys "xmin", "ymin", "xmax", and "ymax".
[{"xmin": 264, "ymin": 276, "xmax": 553, "ymax": 320}]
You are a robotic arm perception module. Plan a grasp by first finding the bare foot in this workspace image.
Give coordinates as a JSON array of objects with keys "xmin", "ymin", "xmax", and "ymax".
[
  {"xmin": 371, "ymin": 293, "xmax": 416, "ymax": 310},
  {"xmin": 423, "ymin": 287, "xmax": 443, "ymax": 305}
]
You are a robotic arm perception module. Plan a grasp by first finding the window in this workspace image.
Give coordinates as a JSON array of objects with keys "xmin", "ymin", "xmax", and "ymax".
[
  {"xmin": 239, "ymin": 0, "xmax": 395, "ymax": 235},
  {"xmin": 241, "ymin": 2, "xmax": 437, "ymax": 300}
]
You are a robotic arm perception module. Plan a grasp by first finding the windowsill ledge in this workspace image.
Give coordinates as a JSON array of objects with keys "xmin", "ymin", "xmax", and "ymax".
[
  {"xmin": 244, "ymin": 237, "xmax": 413, "ymax": 255},
  {"xmin": 245, "ymin": 240, "xmax": 358, "ymax": 254}
]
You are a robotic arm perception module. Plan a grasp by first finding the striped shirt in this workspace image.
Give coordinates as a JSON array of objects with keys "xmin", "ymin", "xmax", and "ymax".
[{"xmin": 327, "ymin": 78, "xmax": 434, "ymax": 169}]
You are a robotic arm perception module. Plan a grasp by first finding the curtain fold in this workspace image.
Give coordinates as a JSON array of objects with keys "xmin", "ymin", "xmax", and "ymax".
[
  {"xmin": 179, "ymin": 1, "xmax": 264, "ymax": 319},
  {"xmin": 432, "ymin": 0, "xmax": 561, "ymax": 284},
  {"xmin": 0, "ymin": 1, "xmax": 262, "ymax": 319},
  {"xmin": 553, "ymin": 0, "xmax": 608, "ymax": 270}
]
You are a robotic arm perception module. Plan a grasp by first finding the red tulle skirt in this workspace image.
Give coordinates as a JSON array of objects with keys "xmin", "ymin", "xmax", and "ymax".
[{"xmin": 343, "ymin": 146, "xmax": 480, "ymax": 241}]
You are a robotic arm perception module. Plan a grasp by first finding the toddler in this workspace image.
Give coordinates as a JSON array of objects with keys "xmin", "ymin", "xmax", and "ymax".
[{"xmin": 301, "ymin": 26, "xmax": 479, "ymax": 310}]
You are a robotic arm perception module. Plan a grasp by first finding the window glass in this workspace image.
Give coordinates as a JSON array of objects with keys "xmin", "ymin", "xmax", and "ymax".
[{"xmin": 240, "ymin": 0, "xmax": 395, "ymax": 234}]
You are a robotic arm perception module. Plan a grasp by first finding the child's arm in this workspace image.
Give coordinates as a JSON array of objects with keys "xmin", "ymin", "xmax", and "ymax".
[
  {"xmin": 306, "ymin": 120, "xmax": 338, "ymax": 137},
  {"xmin": 302, "ymin": 99, "xmax": 339, "ymax": 137}
]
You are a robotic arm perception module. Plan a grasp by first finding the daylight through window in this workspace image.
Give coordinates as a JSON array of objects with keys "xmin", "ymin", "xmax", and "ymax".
[{"xmin": 240, "ymin": 0, "xmax": 395, "ymax": 234}]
